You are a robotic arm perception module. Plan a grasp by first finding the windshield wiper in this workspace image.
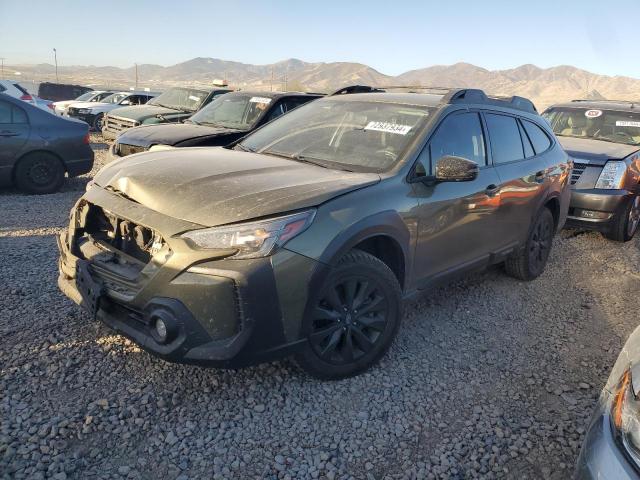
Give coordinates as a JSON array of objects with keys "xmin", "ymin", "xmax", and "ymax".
[{"xmin": 263, "ymin": 150, "xmax": 352, "ymax": 171}]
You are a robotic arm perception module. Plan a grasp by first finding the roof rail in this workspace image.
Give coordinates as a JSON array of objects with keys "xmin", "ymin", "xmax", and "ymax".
[
  {"xmin": 570, "ymin": 99, "xmax": 637, "ymax": 108},
  {"xmin": 330, "ymin": 84, "xmax": 538, "ymax": 113},
  {"xmin": 440, "ymin": 89, "xmax": 538, "ymax": 113}
]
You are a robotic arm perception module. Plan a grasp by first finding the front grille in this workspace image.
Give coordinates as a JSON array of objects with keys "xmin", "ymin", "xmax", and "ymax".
[
  {"xmin": 116, "ymin": 143, "xmax": 147, "ymax": 157},
  {"xmin": 73, "ymin": 202, "xmax": 170, "ymax": 297},
  {"xmin": 104, "ymin": 115, "xmax": 139, "ymax": 136},
  {"xmin": 571, "ymin": 162, "xmax": 587, "ymax": 185},
  {"xmin": 67, "ymin": 107, "xmax": 79, "ymax": 116}
]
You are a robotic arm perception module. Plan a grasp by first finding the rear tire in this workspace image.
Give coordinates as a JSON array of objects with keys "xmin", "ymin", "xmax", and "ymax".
[
  {"xmin": 14, "ymin": 152, "xmax": 65, "ymax": 194},
  {"xmin": 505, "ymin": 207, "xmax": 555, "ymax": 281},
  {"xmin": 604, "ymin": 195, "xmax": 640, "ymax": 242},
  {"xmin": 294, "ymin": 249, "xmax": 402, "ymax": 380}
]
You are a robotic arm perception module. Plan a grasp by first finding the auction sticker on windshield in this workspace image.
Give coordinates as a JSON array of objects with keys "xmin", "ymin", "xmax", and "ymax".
[
  {"xmin": 364, "ymin": 121, "xmax": 412, "ymax": 135},
  {"xmin": 250, "ymin": 97, "xmax": 272, "ymax": 104},
  {"xmin": 616, "ymin": 121, "xmax": 640, "ymax": 128},
  {"xmin": 585, "ymin": 109, "xmax": 603, "ymax": 118}
]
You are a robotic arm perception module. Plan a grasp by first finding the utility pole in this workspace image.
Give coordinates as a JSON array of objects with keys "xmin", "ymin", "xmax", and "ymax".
[
  {"xmin": 53, "ymin": 48, "xmax": 59, "ymax": 82},
  {"xmin": 0, "ymin": 58, "xmax": 4, "ymax": 78},
  {"xmin": 270, "ymin": 67, "xmax": 274, "ymax": 92},
  {"xmin": 135, "ymin": 63, "xmax": 138, "ymax": 89}
]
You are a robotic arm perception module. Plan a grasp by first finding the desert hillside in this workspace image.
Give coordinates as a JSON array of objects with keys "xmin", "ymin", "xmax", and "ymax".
[{"xmin": 7, "ymin": 58, "xmax": 640, "ymax": 110}]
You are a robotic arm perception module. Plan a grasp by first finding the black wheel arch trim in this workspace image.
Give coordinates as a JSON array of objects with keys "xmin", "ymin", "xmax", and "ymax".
[{"xmin": 316, "ymin": 210, "xmax": 412, "ymax": 289}]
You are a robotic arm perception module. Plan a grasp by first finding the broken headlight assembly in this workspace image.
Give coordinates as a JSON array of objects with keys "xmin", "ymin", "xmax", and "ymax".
[
  {"xmin": 595, "ymin": 161, "xmax": 627, "ymax": 189},
  {"xmin": 611, "ymin": 368, "xmax": 640, "ymax": 468},
  {"xmin": 180, "ymin": 210, "xmax": 316, "ymax": 259}
]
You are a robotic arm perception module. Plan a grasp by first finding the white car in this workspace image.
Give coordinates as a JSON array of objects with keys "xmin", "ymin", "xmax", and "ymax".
[
  {"xmin": 66, "ymin": 91, "xmax": 158, "ymax": 131},
  {"xmin": 53, "ymin": 90, "xmax": 115, "ymax": 116},
  {"xmin": 0, "ymin": 79, "xmax": 54, "ymax": 112}
]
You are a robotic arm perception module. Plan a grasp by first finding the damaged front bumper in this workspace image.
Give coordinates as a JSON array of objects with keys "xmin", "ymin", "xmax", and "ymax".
[{"xmin": 57, "ymin": 187, "xmax": 320, "ymax": 368}]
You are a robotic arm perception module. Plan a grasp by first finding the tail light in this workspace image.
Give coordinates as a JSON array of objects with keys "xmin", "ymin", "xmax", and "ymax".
[
  {"xmin": 83, "ymin": 133, "xmax": 90, "ymax": 144},
  {"xmin": 20, "ymin": 94, "xmax": 33, "ymax": 101}
]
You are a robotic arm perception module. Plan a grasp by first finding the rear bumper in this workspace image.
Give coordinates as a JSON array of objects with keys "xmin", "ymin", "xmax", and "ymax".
[
  {"xmin": 565, "ymin": 189, "xmax": 633, "ymax": 231},
  {"xmin": 65, "ymin": 153, "xmax": 94, "ymax": 177},
  {"xmin": 56, "ymin": 214, "xmax": 320, "ymax": 368},
  {"xmin": 575, "ymin": 392, "xmax": 638, "ymax": 480}
]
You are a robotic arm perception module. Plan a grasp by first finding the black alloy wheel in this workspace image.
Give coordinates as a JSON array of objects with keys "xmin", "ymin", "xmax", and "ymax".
[
  {"xmin": 295, "ymin": 249, "xmax": 402, "ymax": 380},
  {"xmin": 309, "ymin": 276, "xmax": 388, "ymax": 365}
]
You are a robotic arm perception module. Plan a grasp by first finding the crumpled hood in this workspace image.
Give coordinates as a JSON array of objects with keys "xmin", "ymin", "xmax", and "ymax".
[
  {"xmin": 559, "ymin": 136, "xmax": 640, "ymax": 165},
  {"xmin": 93, "ymin": 147, "xmax": 380, "ymax": 226},
  {"xmin": 108, "ymin": 104, "xmax": 185, "ymax": 121}
]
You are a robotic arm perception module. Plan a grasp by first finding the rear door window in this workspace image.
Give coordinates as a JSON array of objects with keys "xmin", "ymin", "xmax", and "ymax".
[
  {"xmin": 0, "ymin": 101, "xmax": 11, "ymax": 123},
  {"xmin": 522, "ymin": 120, "xmax": 552, "ymax": 154},
  {"xmin": 0, "ymin": 101, "xmax": 27, "ymax": 124},
  {"xmin": 485, "ymin": 113, "xmax": 525, "ymax": 164}
]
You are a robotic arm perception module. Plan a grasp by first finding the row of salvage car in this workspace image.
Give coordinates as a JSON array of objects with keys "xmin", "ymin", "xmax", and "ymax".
[{"xmin": 2, "ymin": 82, "xmax": 640, "ymax": 478}]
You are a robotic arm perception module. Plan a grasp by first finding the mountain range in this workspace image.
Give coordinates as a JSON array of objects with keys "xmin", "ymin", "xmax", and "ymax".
[{"xmin": 7, "ymin": 57, "xmax": 640, "ymax": 110}]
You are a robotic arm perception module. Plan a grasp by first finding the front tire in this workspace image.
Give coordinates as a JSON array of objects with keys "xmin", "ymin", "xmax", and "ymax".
[
  {"xmin": 93, "ymin": 113, "xmax": 104, "ymax": 132},
  {"xmin": 294, "ymin": 249, "xmax": 402, "ymax": 380},
  {"xmin": 505, "ymin": 207, "xmax": 555, "ymax": 281},
  {"xmin": 14, "ymin": 152, "xmax": 65, "ymax": 194},
  {"xmin": 605, "ymin": 195, "xmax": 640, "ymax": 242}
]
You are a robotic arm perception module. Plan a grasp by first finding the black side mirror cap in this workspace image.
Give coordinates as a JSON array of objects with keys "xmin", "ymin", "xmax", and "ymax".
[{"xmin": 435, "ymin": 155, "xmax": 479, "ymax": 182}]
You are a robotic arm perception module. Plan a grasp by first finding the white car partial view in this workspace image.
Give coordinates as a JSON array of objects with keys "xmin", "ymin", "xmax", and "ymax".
[
  {"xmin": 0, "ymin": 79, "xmax": 54, "ymax": 112},
  {"xmin": 66, "ymin": 91, "xmax": 158, "ymax": 131},
  {"xmin": 53, "ymin": 90, "xmax": 115, "ymax": 116}
]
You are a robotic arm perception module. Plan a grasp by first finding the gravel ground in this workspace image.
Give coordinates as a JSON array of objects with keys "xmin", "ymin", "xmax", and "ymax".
[{"xmin": 1, "ymin": 135, "xmax": 640, "ymax": 480}]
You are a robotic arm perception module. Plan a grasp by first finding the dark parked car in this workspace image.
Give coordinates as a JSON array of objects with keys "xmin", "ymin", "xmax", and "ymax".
[
  {"xmin": 102, "ymin": 86, "xmax": 232, "ymax": 140},
  {"xmin": 107, "ymin": 91, "xmax": 322, "ymax": 159},
  {"xmin": 0, "ymin": 93, "xmax": 93, "ymax": 194},
  {"xmin": 543, "ymin": 100, "xmax": 640, "ymax": 241},
  {"xmin": 57, "ymin": 88, "xmax": 570, "ymax": 379},
  {"xmin": 38, "ymin": 82, "xmax": 93, "ymax": 102},
  {"xmin": 575, "ymin": 324, "xmax": 640, "ymax": 479}
]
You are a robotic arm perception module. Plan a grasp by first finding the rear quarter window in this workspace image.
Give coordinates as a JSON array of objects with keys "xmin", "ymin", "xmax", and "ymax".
[{"xmin": 522, "ymin": 120, "xmax": 552, "ymax": 154}]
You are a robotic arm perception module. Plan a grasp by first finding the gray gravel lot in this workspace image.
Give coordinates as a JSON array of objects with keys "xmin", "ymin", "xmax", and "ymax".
[{"xmin": 1, "ymin": 135, "xmax": 640, "ymax": 479}]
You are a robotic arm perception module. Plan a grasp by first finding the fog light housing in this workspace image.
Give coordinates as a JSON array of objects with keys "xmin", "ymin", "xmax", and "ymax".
[{"xmin": 149, "ymin": 313, "xmax": 177, "ymax": 344}]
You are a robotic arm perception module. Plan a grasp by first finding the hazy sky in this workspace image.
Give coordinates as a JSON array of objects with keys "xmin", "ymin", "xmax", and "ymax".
[{"xmin": 0, "ymin": 0, "xmax": 636, "ymax": 77}]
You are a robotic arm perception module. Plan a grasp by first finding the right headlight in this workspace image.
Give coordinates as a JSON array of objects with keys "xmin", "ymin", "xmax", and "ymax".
[
  {"xmin": 595, "ymin": 161, "xmax": 627, "ymax": 189},
  {"xmin": 77, "ymin": 108, "xmax": 92, "ymax": 114},
  {"xmin": 180, "ymin": 210, "xmax": 316, "ymax": 259},
  {"xmin": 611, "ymin": 369, "xmax": 640, "ymax": 468}
]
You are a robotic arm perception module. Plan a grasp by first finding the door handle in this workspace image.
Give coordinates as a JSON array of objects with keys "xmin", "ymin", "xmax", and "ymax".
[
  {"xmin": 0, "ymin": 131, "xmax": 19, "ymax": 137},
  {"xmin": 534, "ymin": 171, "xmax": 545, "ymax": 183},
  {"xmin": 485, "ymin": 184, "xmax": 500, "ymax": 197}
]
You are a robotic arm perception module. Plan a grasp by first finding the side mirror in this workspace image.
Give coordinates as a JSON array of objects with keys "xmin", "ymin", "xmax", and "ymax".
[{"xmin": 435, "ymin": 155, "xmax": 479, "ymax": 182}]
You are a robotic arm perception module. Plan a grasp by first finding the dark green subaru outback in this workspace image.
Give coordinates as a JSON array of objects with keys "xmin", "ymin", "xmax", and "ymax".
[{"xmin": 57, "ymin": 87, "xmax": 571, "ymax": 379}]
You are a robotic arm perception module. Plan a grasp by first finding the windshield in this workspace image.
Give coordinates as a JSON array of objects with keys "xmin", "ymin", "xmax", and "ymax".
[
  {"xmin": 148, "ymin": 87, "xmax": 208, "ymax": 111},
  {"xmin": 101, "ymin": 93, "xmax": 128, "ymax": 104},
  {"xmin": 189, "ymin": 94, "xmax": 272, "ymax": 130},
  {"xmin": 75, "ymin": 92, "xmax": 95, "ymax": 101},
  {"xmin": 543, "ymin": 107, "xmax": 640, "ymax": 146},
  {"xmin": 238, "ymin": 99, "xmax": 432, "ymax": 172}
]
